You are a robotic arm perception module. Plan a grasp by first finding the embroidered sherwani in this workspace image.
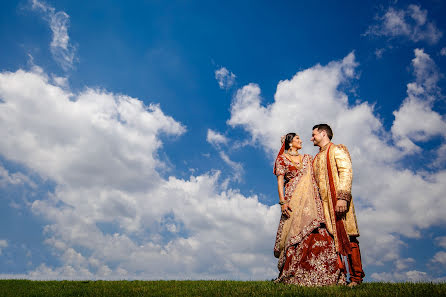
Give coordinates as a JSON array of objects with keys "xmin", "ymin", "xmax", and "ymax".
[
  {"xmin": 313, "ymin": 142, "xmax": 364, "ymax": 283},
  {"xmin": 313, "ymin": 143, "xmax": 359, "ymax": 251}
]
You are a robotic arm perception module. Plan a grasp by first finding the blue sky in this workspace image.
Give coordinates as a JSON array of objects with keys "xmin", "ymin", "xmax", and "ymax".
[{"xmin": 0, "ymin": 0, "xmax": 445, "ymax": 281}]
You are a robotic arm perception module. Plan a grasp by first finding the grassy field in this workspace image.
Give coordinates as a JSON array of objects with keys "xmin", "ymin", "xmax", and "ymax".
[{"xmin": 0, "ymin": 280, "xmax": 445, "ymax": 297}]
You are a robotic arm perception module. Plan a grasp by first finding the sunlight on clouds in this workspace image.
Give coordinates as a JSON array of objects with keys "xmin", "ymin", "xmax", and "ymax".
[
  {"xmin": 391, "ymin": 49, "xmax": 446, "ymax": 154},
  {"xmin": 228, "ymin": 52, "xmax": 361, "ymax": 155},
  {"xmin": 0, "ymin": 69, "xmax": 184, "ymax": 190},
  {"xmin": 30, "ymin": 173, "xmax": 278, "ymax": 279},
  {"xmin": 1, "ymin": 48, "xmax": 445, "ymax": 280},
  {"xmin": 0, "ymin": 66, "xmax": 278, "ymax": 280}
]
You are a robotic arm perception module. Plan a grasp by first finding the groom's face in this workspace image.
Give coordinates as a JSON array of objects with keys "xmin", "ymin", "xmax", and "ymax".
[{"xmin": 311, "ymin": 128, "xmax": 324, "ymax": 147}]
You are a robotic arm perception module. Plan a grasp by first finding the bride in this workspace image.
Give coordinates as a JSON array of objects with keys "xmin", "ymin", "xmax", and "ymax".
[{"xmin": 273, "ymin": 133, "xmax": 345, "ymax": 286}]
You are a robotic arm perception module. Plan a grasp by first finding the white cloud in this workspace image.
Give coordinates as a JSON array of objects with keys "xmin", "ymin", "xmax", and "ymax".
[
  {"xmin": 391, "ymin": 49, "xmax": 446, "ymax": 154},
  {"xmin": 435, "ymin": 236, "xmax": 446, "ymax": 249},
  {"xmin": 0, "ymin": 240, "xmax": 7, "ymax": 255},
  {"xmin": 52, "ymin": 75, "xmax": 69, "ymax": 88},
  {"xmin": 215, "ymin": 67, "xmax": 236, "ymax": 90},
  {"xmin": 441, "ymin": 47, "xmax": 446, "ymax": 56},
  {"xmin": 0, "ymin": 69, "xmax": 185, "ymax": 190},
  {"xmin": 365, "ymin": 4, "xmax": 442, "ymax": 44},
  {"xmin": 371, "ymin": 270, "xmax": 429, "ymax": 282},
  {"xmin": 207, "ymin": 129, "xmax": 229, "ymax": 146},
  {"xmin": 432, "ymin": 237, "xmax": 446, "ymax": 267},
  {"xmin": 375, "ymin": 48, "xmax": 385, "ymax": 59},
  {"xmin": 395, "ymin": 258, "xmax": 415, "ymax": 271},
  {"xmin": 432, "ymin": 251, "xmax": 446, "ymax": 266},
  {"xmin": 29, "ymin": 172, "xmax": 278, "ymax": 280},
  {"xmin": 0, "ymin": 274, "xmax": 29, "ymax": 280},
  {"xmin": 228, "ymin": 52, "xmax": 362, "ymax": 156},
  {"xmin": 31, "ymin": 0, "xmax": 77, "ymax": 70},
  {"xmin": 0, "ymin": 67, "xmax": 278, "ymax": 280},
  {"xmin": 227, "ymin": 51, "xmax": 446, "ymax": 280},
  {"xmin": 1, "ymin": 50, "xmax": 444, "ymax": 280},
  {"xmin": 207, "ymin": 129, "xmax": 243, "ymax": 181},
  {"xmin": 0, "ymin": 164, "xmax": 35, "ymax": 188},
  {"xmin": 219, "ymin": 151, "xmax": 244, "ymax": 182}
]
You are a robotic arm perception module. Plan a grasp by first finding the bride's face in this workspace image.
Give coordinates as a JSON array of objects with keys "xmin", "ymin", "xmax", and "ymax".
[{"xmin": 291, "ymin": 135, "xmax": 302, "ymax": 150}]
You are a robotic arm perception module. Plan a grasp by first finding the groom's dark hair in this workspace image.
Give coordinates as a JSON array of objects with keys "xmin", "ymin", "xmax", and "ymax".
[{"xmin": 312, "ymin": 124, "xmax": 333, "ymax": 140}]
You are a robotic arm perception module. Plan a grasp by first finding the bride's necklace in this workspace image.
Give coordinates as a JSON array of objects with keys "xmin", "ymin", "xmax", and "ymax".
[{"xmin": 285, "ymin": 150, "xmax": 299, "ymax": 156}]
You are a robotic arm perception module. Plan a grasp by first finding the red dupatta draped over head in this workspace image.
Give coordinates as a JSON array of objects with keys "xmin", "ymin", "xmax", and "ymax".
[{"xmin": 273, "ymin": 135, "xmax": 286, "ymax": 175}]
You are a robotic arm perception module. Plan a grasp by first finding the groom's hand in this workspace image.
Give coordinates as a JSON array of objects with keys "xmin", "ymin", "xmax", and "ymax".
[{"xmin": 335, "ymin": 199, "xmax": 347, "ymax": 214}]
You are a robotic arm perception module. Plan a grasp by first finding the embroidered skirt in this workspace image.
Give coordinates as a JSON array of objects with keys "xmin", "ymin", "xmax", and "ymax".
[{"xmin": 275, "ymin": 228, "xmax": 345, "ymax": 286}]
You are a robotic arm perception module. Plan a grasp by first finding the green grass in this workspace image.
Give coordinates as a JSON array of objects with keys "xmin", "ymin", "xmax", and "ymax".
[{"xmin": 0, "ymin": 280, "xmax": 445, "ymax": 297}]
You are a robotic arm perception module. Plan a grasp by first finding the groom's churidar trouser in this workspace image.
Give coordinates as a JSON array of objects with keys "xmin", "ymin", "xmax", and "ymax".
[{"xmin": 347, "ymin": 236, "xmax": 365, "ymax": 283}]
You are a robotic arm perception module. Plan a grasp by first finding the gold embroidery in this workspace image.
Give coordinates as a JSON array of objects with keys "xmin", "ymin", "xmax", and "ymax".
[
  {"xmin": 312, "ymin": 143, "xmax": 360, "ymax": 241},
  {"xmin": 274, "ymin": 155, "xmax": 312, "ymax": 257},
  {"xmin": 275, "ymin": 229, "xmax": 346, "ymax": 286}
]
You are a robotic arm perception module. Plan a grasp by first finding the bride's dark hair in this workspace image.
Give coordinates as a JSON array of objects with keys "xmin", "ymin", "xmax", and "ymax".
[{"xmin": 284, "ymin": 133, "xmax": 297, "ymax": 151}]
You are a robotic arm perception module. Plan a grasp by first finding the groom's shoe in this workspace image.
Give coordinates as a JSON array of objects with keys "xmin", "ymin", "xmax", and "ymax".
[{"xmin": 347, "ymin": 281, "xmax": 359, "ymax": 288}]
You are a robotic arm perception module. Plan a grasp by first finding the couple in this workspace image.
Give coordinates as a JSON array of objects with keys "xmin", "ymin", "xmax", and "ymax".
[{"xmin": 273, "ymin": 124, "xmax": 364, "ymax": 287}]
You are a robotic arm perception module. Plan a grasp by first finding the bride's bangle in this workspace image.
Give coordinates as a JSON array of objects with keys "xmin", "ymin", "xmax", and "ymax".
[{"xmin": 279, "ymin": 200, "xmax": 286, "ymax": 205}]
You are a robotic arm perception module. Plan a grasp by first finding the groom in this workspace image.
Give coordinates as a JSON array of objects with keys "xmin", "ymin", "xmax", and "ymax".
[{"xmin": 311, "ymin": 124, "xmax": 364, "ymax": 287}]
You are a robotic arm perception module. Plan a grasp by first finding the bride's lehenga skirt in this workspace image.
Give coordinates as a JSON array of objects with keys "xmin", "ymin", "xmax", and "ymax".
[
  {"xmin": 275, "ymin": 228, "xmax": 346, "ymax": 286},
  {"xmin": 273, "ymin": 154, "xmax": 346, "ymax": 286}
]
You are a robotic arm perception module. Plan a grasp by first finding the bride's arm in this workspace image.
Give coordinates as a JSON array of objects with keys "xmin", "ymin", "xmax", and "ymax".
[
  {"xmin": 277, "ymin": 175, "xmax": 285, "ymax": 203},
  {"xmin": 277, "ymin": 175, "xmax": 292, "ymax": 217}
]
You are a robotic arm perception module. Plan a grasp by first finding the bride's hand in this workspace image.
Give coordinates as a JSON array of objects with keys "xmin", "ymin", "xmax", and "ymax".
[{"xmin": 281, "ymin": 203, "xmax": 292, "ymax": 218}]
